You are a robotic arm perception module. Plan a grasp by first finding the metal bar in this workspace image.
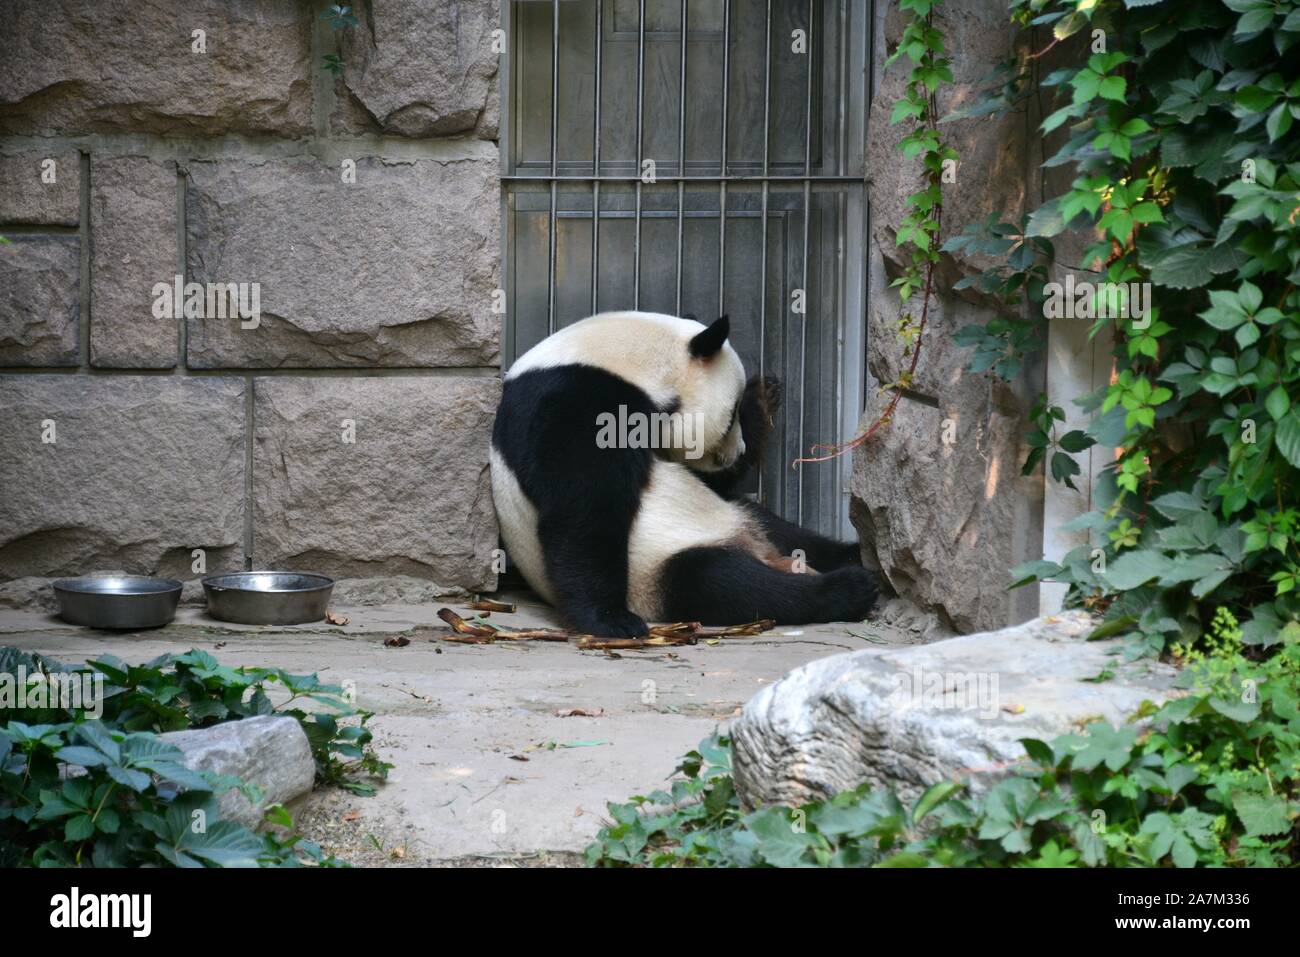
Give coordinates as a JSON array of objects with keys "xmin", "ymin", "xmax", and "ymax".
[
  {"xmin": 502, "ymin": 173, "xmax": 864, "ymax": 183},
  {"xmin": 717, "ymin": 0, "xmax": 731, "ymax": 318},
  {"xmin": 633, "ymin": 0, "xmax": 646, "ymax": 309},
  {"xmin": 498, "ymin": 0, "xmax": 514, "ymax": 363},
  {"xmin": 759, "ymin": 0, "xmax": 772, "ymax": 353},
  {"xmin": 547, "ymin": 0, "xmax": 560, "ymax": 334},
  {"xmin": 676, "ymin": 0, "xmax": 688, "ymax": 316},
  {"xmin": 592, "ymin": 0, "xmax": 603, "ymax": 314},
  {"xmin": 834, "ymin": 0, "xmax": 847, "ymax": 535},
  {"xmin": 758, "ymin": 0, "xmax": 772, "ymax": 504},
  {"xmin": 797, "ymin": 0, "xmax": 815, "ymax": 525}
]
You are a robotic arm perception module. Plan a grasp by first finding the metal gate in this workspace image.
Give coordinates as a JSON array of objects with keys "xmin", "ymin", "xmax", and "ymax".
[{"xmin": 500, "ymin": 0, "xmax": 869, "ymax": 538}]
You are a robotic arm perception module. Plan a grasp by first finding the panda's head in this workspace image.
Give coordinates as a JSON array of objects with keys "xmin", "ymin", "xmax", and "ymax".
[{"xmin": 674, "ymin": 315, "xmax": 747, "ymax": 473}]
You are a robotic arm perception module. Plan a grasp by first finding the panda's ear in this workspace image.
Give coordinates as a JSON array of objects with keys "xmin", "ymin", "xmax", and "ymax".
[{"xmin": 688, "ymin": 315, "xmax": 730, "ymax": 359}]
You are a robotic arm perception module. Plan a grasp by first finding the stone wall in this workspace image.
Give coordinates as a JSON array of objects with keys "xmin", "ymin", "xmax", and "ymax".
[
  {"xmin": 0, "ymin": 0, "xmax": 502, "ymax": 594},
  {"xmin": 851, "ymin": 1, "xmax": 1045, "ymax": 633}
]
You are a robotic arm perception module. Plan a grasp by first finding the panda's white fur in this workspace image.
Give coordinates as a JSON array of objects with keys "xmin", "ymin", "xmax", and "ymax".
[
  {"xmin": 508, "ymin": 311, "xmax": 748, "ymax": 472},
  {"xmin": 493, "ymin": 311, "xmax": 769, "ymax": 620}
]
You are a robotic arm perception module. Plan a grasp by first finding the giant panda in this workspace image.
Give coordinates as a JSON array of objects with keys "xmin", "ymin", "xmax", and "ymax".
[{"xmin": 490, "ymin": 310, "xmax": 878, "ymax": 637}]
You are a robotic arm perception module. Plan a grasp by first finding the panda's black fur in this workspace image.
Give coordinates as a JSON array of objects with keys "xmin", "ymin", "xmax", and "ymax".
[{"xmin": 490, "ymin": 311, "xmax": 878, "ymax": 637}]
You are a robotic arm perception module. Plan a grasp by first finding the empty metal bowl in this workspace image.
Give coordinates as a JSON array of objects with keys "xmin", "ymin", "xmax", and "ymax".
[
  {"xmin": 201, "ymin": 571, "xmax": 335, "ymax": 625},
  {"xmin": 53, "ymin": 576, "xmax": 183, "ymax": 629}
]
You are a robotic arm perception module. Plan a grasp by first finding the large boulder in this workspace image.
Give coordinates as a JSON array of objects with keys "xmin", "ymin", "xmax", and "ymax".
[
  {"xmin": 731, "ymin": 611, "xmax": 1177, "ymax": 808},
  {"xmin": 855, "ymin": 0, "xmax": 1043, "ymax": 632},
  {"xmin": 161, "ymin": 716, "xmax": 315, "ymax": 829},
  {"xmin": 850, "ymin": 375, "xmax": 1042, "ymax": 634}
]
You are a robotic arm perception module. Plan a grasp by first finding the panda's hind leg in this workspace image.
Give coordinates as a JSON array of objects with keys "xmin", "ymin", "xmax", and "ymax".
[
  {"xmin": 658, "ymin": 546, "xmax": 878, "ymax": 626},
  {"xmin": 735, "ymin": 500, "xmax": 863, "ymax": 572}
]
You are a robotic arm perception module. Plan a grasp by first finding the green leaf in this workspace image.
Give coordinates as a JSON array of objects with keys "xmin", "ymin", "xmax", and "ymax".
[
  {"xmin": 1276, "ymin": 413, "xmax": 1300, "ymax": 468},
  {"xmin": 1265, "ymin": 386, "xmax": 1290, "ymax": 421},
  {"xmin": 65, "ymin": 814, "xmax": 95, "ymax": 842},
  {"xmin": 1105, "ymin": 550, "xmax": 1175, "ymax": 590},
  {"xmin": 1208, "ymin": 689, "xmax": 1261, "ymax": 721},
  {"xmin": 1098, "ymin": 76, "xmax": 1127, "ymax": 102},
  {"xmin": 1231, "ymin": 792, "xmax": 1292, "ymax": 837},
  {"xmin": 912, "ymin": 780, "xmax": 961, "ymax": 823}
]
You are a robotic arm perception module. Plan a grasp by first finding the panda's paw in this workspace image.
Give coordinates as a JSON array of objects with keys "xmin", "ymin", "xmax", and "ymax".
[
  {"xmin": 758, "ymin": 375, "xmax": 783, "ymax": 413},
  {"xmin": 821, "ymin": 565, "xmax": 880, "ymax": 621},
  {"xmin": 568, "ymin": 607, "xmax": 649, "ymax": 638}
]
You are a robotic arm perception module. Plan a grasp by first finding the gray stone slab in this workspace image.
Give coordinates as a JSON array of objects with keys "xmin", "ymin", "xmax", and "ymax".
[
  {"xmin": 185, "ymin": 157, "xmax": 500, "ymax": 368},
  {"xmin": 89, "ymin": 155, "xmax": 178, "ymax": 369},
  {"xmin": 0, "ymin": 235, "xmax": 80, "ymax": 366},
  {"xmin": 252, "ymin": 376, "xmax": 501, "ymax": 590},
  {"xmin": 0, "ymin": 152, "xmax": 81, "ymax": 226},
  {"xmin": 0, "ymin": 375, "xmax": 245, "ymax": 578},
  {"xmin": 0, "ymin": 0, "xmax": 312, "ymax": 137},
  {"xmin": 332, "ymin": 0, "xmax": 500, "ymax": 140}
]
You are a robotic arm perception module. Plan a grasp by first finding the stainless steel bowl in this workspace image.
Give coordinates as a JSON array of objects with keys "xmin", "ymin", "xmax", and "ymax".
[
  {"xmin": 201, "ymin": 571, "xmax": 335, "ymax": 625},
  {"xmin": 53, "ymin": 576, "xmax": 183, "ymax": 629}
]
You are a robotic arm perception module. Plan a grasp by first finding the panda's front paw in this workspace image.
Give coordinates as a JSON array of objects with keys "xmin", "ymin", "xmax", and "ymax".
[
  {"xmin": 758, "ymin": 375, "xmax": 783, "ymax": 414},
  {"xmin": 567, "ymin": 606, "xmax": 649, "ymax": 638}
]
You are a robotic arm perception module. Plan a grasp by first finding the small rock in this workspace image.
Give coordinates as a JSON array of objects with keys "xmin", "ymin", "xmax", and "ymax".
[{"xmin": 160, "ymin": 715, "xmax": 315, "ymax": 829}]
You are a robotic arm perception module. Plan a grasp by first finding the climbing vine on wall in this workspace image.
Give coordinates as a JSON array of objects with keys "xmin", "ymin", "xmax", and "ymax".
[
  {"xmin": 797, "ymin": 0, "xmax": 954, "ymax": 463},
  {"xmin": 938, "ymin": 0, "xmax": 1300, "ymax": 655}
]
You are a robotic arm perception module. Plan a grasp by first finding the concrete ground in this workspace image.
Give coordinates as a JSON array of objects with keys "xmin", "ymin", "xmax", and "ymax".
[{"xmin": 0, "ymin": 592, "xmax": 914, "ymax": 865}]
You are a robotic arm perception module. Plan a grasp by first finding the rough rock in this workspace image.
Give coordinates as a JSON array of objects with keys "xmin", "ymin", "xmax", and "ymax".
[
  {"xmin": 252, "ymin": 376, "xmax": 500, "ymax": 590},
  {"xmin": 185, "ymin": 157, "xmax": 500, "ymax": 368},
  {"xmin": 0, "ymin": 576, "xmax": 58, "ymax": 612},
  {"xmin": 869, "ymin": 0, "xmax": 1029, "ymax": 291},
  {"xmin": 0, "ymin": 152, "xmax": 81, "ymax": 225},
  {"xmin": 332, "ymin": 0, "xmax": 500, "ymax": 139},
  {"xmin": 0, "ymin": 376, "xmax": 245, "ymax": 579},
  {"xmin": 871, "ymin": 596, "xmax": 956, "ymax": 645},
  {"xmin": 856, "ymin": 0, "xmax": 1041, "ymax": 632},
  {"xmin": 89, "ymin": 155, "xmax": 178, "ymax": 368},
  {"xmin": 160, "ymin": 716, "xmax": 315, "ymax": 829},
  {"xmin": 851, "ymin": 377, "xmax": 1041, "ymax": 634},
  {"xmin": 331, "ymin": 576, "xmax": 473, "ymax": 606},
  {"xmin": 0, "ymin": 0, "xmax": 312, "ymax": 137},
  {"xmin": 731, "ymin": 611, "xmax": 1178, "ymax": 809},
  {"xmin": 0, "ymin": 236, "xmax": 80, "ymax": 366}
]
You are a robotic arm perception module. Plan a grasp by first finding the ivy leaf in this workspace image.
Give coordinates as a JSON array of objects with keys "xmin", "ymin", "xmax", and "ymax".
[
  {"xmin": 743, "ymin": 808, "xmax": 822, "ymax": 866},
  {"xmin": 1066, "ymin": 723, "xmax": 1138, "ymax": 772},
  {"xmin": 1140, "ymin": 809, "xmax": 1215, "ymax": 868},
  {"xmin": 1266, "ymin": 102, "xmax": 1294, "ymax": 141},
  {"xmin": 1099, "ymin": 76, "xmax": 1127, "ymax": 101},
  {"xmin": 1231, "ymin": 792, "xmax": 1292, "ymax": 837},
  {"xmin": 1208, "ymin": 694, "xmax": 1261, "ymax": 722},
  {"xmin": 1265, "ymin": 386, "xmax": 1290, "ymax": 421},
  {"xmin": 1275, "ymin": 413, "xmax": 1300, "ymax": 469},
  {"xmin": 65, "ymin": 814, "xmax": 96, "ymax": 842},
  {"xmin": 1105, "ymin": 550, "xmax": 1175, "ymax": 590}
]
